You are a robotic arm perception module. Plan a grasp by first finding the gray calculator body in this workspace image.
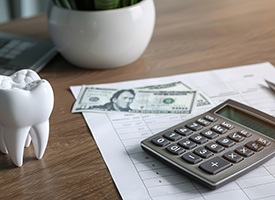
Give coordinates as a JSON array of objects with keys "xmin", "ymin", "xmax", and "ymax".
[{"xmin": 141, "ymin": 99, "xmax": 275, "ymax": 189}]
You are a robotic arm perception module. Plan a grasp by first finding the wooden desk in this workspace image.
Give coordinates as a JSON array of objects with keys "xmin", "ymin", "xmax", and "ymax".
[{"xmin": 1, "ymin": 0, "xmax": 275, "ymax": 199}]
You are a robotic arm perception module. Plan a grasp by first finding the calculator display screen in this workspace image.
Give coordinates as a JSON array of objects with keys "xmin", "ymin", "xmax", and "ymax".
[{"xmin": 217, "ymin": 105, "xmax": 275, "ymax": 139}]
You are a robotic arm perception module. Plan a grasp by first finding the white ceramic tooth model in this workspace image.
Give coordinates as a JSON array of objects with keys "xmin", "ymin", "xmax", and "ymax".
[{"xmin": 0, "ymin": 69, "xmax": 54, "ymax": 167}]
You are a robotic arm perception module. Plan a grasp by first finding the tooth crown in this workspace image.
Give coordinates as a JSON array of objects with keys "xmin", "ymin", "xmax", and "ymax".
[{"xmin": 0, "ymin": 69, "xmax": 54, "ymax": 167}]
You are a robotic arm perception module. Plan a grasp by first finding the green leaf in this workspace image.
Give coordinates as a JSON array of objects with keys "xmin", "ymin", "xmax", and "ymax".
[
  {"xmin": 94, "ymin": 0, "xmax": 120, "ymax": 10},
  {"xmin": 68, "ymin": 0, "xmax": 78, "ymax": 9},
  {"xmin": 120, "ymin": 0, "xmax": 129, "ymax": 7},
  {"xmin": 60, "ymin": 0, "xmax": 72, "ymax": 9},
  {"xmin": 131, "ymin": 0, "xmax": 139, "ymax": 4},
  {"xmin": 53, "ymin": 0, "xmax": 62, "ymax": 7},
  {"xmin": 120, "ymin": 0, "xmax": 140, "ymax": 8}
]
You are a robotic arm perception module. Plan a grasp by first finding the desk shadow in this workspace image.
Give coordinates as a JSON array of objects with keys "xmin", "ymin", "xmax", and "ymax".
[
  {"xmin": 0, "ymin": 153, "xmax": 17, "ymax": 169},
  {"xmin": 0, "ymin": 153, "xmax": 36, "ymax": 170}
]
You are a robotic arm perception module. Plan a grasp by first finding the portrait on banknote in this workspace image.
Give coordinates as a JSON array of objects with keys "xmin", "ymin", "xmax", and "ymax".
[{"xmin": 92, "ymin": 89, "xmax": 136, "ymax": 112}]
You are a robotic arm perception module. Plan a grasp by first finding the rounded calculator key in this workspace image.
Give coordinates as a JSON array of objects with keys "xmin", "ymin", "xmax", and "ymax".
[
  {"xmin": 182, "ymin": 152, "xmax": 202, "ymax": 164},
  {"xmin": 174, "ymin": 127, "xmax": 193, "ymax": 136},
  {"xmin": 163, "ymin": 131, "xmax": 182, "ymax": 141},
  {"xmin": 189, "ymin": 134, "xmax": 208, "ymax": 144},
  {"xmin": 200, "ymin": 129, "xmax": 218, "ymax": 139},
  {"xmin": 166, "ymin": 144, "xmax": 185, "ymax": 155},
  {"xmin": 193, "ymin": 147, "xmax": 213, "ymax": 159},
  {"xmin": 211, "ymin": 125, "xmax": 228, "ymax": 134},
  {"xmin": 205, "ymin": 142, "xmax": 225, "ymax": 153},
  {"xmin": 220, "ymin": 121, "xmax": 234, "ymax": 130},
  {"xmin": 217, "ymin": 137, "xmax": 235, "ymax": 148},
  {"xmin": 185, "ymin": 122, "xmax": 203, "ymax": 131},
  {"xmin": 228, "ymin": 132, "xmax": 245, "ymax": 142},
  {"xmin": 178, "ymin": 138, "xmax": 197, "ymax": 149},
  {"xmin": 199, "ymin": 156, "xmax": 232, "ymax": 175},
  {"xmin": 151, "ymin": 136, "xmax": 170, "ymax": 147},
  {"xmin": 245, "ymin": 141, "xmax": 263, "ymax": 152},
  {"xmin": 223, "ymin": 151, "xmax": 243, "ymax": 163},
  {"xmin": 196, "ymin": 118, "xmax": 211, "ymax": 126},
  {"xmin": 238, "ymin": 130, "xmax": 251, "ymax": 137},
  {"xmin": 235, "ymin": 146, "xmax": 254, "ymax": 157},
  {"xmin": 256, "ymin": 138, "xmax": 271, "ymax": 147},
  {"xmin": 204, "ymin": 115, "xmax": 217, "ymax": 122}
]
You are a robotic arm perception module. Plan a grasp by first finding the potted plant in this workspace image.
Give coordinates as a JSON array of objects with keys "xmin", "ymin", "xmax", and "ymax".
[{"xmin": 47, "ymin": 0, "xmax": 155, "ymax": 69}]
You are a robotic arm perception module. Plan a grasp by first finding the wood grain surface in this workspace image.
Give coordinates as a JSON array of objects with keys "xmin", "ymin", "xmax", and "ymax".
[{"xmin": 1, "ymin": 0, "xmax": 275, "ymax": 199}]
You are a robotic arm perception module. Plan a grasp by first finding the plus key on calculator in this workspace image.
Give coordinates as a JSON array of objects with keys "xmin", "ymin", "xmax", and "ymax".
[{"xmin": 140, "ymin": 99, "xmax": 275, "ymax": 189}]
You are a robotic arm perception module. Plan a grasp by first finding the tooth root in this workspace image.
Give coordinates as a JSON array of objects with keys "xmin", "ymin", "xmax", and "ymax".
[
  {"xmin": 0, "ymin": 125, "xmax": 8, "ymax": 154},
  {"xmin": 1, "ymin": 126, "xmax": 32, "ymax": 152},
  {"xmin": 3, "ymin": 127, "xmax": 30, "ymax": 167},
  {"xmin": 24, "ymin": 134, "xmax": 31, "ymax": 148},
  {"xmin": 0, "ymin": 136, "xmax": 8, "ymax": 154},
  {"xmin": 30, "ymin": 121, "xmax": 49, "ymax": 159}
]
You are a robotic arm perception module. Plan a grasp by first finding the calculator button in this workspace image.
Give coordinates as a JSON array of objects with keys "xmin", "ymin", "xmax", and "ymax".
[
  {"xmin": 211, "ymin": 125, "xmax": 227, "ymax": 134},
  {"xmin": 185, "ymin": 122, "xmax": 203, "ymax": 131},
  {"xmin": 196, "ymin": 118, "xmax": 211, "ymax": 126},
  {"xmin": 205, "ymin": 142, "xmax": 225, "ymax": 153},
  {"xmin": 228, "ymin": 132, "xmax": 245, "ymax": 142},
  {"xmin": 217, "ymin": 137, "xmax": 235, "ymax": 148},
  {"xmin": 223, "ymin": 151, "xmax": 243, "ymax": 163},
  {"xmin": 235, "ymin": 146, "xmax": 254, "ymax": 157},
  {"xmin": 238, "ymin": 130, "xmax": 251, "ymax": 137},
  {"xmin": 166, "ymin": 144, "xmax": 185, "ymax": 155},
  {"xmin": 245, "ymin": 141, "xmax": 263, "ymax": 152},
  {"xmin": 189, "ymin": 134, "xmax": 208, "ymax": 144},
  {"xmin": 200, "ymin": 129, "xmax": 219, "ymax": 139},
  {"xmin": 182, "ymin": 152, "xmax": 202, "ymax": 164},
  {"xmin": 178, "ymin": 139, "xmax": 197, "ymax": 149},
  {"xmin": 199, "ymin": 156, "xmax": 232, "ymax": 175},
  {"xmin": 151, "ymin": 136, "xmax": 170, "ymax": 147},
  {"xmin": 163, "ymin": 131, "xmax": 182, "ymax": 141},
  {"xmin": 204, "ymin": 115, "xmax": 217, "ymax": 122},
  {"xmin": 221, "ymin": 121, "xmax": 234, "ymax": 130},
  {"xmin": 174, "ymin": 127, "xmax": 193, "ymax": 136},
  {"xmin": 256, "ymin": 138, "xmax": 271, "ymax": 147},
  {"xmin": 194, "ymin": 147, "xmax": 213, "ymax": 158}
]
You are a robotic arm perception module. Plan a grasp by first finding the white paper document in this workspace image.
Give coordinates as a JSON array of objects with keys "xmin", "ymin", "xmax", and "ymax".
[{"xmin": 71, "ymin": 62, "xmax": 275, "ymax": 200}]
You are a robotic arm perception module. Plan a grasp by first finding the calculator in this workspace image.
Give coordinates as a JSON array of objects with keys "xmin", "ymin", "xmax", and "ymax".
[{"xmin": 140, "ymin": 99, "xmax": 275, "ymax": 189}]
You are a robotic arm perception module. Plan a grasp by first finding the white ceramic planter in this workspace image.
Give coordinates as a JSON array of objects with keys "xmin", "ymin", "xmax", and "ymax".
[{"xmin": 47, "ymin": 0, "xmax": 155, "ymax": 69}]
